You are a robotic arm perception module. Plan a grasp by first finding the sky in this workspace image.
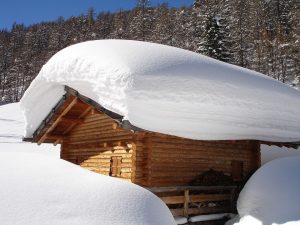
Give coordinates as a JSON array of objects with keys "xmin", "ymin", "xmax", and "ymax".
[{"xmin": 0, "ymin": 0, "xmax": 193, "ymax": 30}]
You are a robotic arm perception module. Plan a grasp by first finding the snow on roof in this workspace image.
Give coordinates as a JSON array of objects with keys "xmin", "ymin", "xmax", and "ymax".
[
  {"xmin": 21, "ymin": 40, "xmax": 300, "ymax": 142},
  {"xmin": 0, "ymin": 151, "xmax": 175, "ymax": 225}
]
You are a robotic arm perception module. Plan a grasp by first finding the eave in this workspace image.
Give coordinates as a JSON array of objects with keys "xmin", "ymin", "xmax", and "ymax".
[
  {"xmin": 23, "ymin": 86, "xmax": 300, "ymax": 149},
  {"xmin": 23, "ymin": 86, "xmax": 143, "ymax": 145}
]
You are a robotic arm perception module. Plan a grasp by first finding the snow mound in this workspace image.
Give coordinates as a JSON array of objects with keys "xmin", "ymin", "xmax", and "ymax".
[
  {"xmin": 0, "ymin": 103, "xmax": 59, "ymax": 156},
  {"xmin": 0, "ymin": 103, "xmax": 23, "ymax": 143},
  {"xmin": 21, "ymin": 40, "xmax": 300, "ymax": 142},
  {"xmin": 229, "ymin": 157, "xmax": 300, "ymax": 225},
  {"xmin": 0, "ymin": 152, "xmax": 175, "ymax": 225},
  {"xmin": 261, "ymin": 145, "xmax": 300, "ymax": 164}
]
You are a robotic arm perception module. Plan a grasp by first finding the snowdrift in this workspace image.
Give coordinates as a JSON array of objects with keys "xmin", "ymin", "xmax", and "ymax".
[
  {"xmin": 21, "ymin": 40, "xmax": 300, "ymax": 142},
  {"xmin": 0, "ymin": 152, "xmax": 175, "ymax": 225},
  {"xmin": 0, "ymin": 102, "xmax": 24, "ymax": 143},
  {"xmin": 228, "ymin": 157, "xmax": 300, "ymax": 225},
  {"xmin": 0, "ymin": 103, "xmax": 59, "ymax": 156}
]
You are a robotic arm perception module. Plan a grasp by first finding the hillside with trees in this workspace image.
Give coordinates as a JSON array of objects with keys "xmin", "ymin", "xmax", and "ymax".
[{"xmin": 0, "ymin": 0, "xmax": 299, "ymax": 104}]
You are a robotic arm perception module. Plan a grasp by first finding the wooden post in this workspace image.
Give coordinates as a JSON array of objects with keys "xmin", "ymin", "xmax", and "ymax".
[{"xmin": 183, "ymin": 189, "xmax": 189, "ymax": 217}]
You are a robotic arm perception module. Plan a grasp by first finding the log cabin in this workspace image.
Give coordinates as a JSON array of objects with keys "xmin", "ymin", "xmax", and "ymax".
[{"xmin": 21, "ymin": 40, "xmax": 300, "ymax": 219}]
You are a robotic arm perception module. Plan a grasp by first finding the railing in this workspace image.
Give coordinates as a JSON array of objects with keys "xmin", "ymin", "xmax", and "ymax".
[{"xmin": 147, "ymin": 186, "xmax": 237, "ymax": 218}]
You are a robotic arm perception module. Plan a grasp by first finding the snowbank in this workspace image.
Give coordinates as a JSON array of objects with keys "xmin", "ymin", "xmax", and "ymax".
[
  {"xmin": 0, "ymin": 102, "xmax": 24, "ymax": 143},
  {"xmin": 0, "ymin": 151, "xmax": 175, "ymax": 225},
  {"xmin": 261, "ymin": 145, "xmax": 300, "ymax": 164},
  {"xmin": 21, "ymin": 40, "xmax": 300, "ymax": 142},
  {"xmin": 0, "ymin": 103, "xmax": 59, "ymax": 156},
  {"xmin": 227, "ymin": 157, "xmax": 300, "ymax": 225}
]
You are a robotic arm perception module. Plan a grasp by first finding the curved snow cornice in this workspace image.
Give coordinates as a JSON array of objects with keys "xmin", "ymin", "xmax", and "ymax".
[{"xmin": 21, "ymin": 40, "xmax": 300, "ymax": 143}]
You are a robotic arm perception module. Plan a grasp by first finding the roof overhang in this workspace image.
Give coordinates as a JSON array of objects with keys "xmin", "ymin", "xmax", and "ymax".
[
  {"xmin": 24, "ymin": 86, "xmax": 300, "ymax": 149},
  {"xmin": 24, "ymin": 86, "xmax": 143, "ymax": 145}
]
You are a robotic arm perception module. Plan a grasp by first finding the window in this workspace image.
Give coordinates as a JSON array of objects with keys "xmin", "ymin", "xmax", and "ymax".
[{"xmin": 109, "ymin": 156, "xmax": 122, "ymax": 177}]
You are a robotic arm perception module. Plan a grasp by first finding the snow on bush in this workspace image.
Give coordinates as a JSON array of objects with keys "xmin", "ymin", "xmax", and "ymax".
[
  {"xmin": 0, "ymin": 152, "xmax": 175, "ymax": 225},
  {"xmin": 227, "ymin": 157, "xmax": 300, "ymax": 225},
  {"xmin": 21, "ymin": 40, "xmax": 300, "ymax": 143}
]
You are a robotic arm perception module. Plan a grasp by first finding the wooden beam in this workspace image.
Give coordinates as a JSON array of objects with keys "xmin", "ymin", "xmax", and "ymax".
[
  {"xmin": 160, "ymin": 194, "xmax": 231, "ymax": 205},
  {"xmin": 147, "ymin": 186, "xmax": 237, "ymax": 193},
  {"xmin": 37, "ymin": 97, "xmax": 78, "ymax": 145},
  {"xmin": 183, "ymin": 190, "xmax": 189, "ymax": 217},
  {"xmin": 65, "ymin": 86, "xmax": 123, "ymax": 121}
]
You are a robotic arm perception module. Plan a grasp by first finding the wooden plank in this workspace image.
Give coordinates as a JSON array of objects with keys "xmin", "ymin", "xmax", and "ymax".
[
  {"xmin": 147, "ymin": 186, "xmax": 236, "ymax": 193},
  {"xmin": 190, "ymin": 194, "xmax": 231, "ymax": 203},
  {"xmin": 183, "ymin": 190, "xmax": 189, "ymax": 217},
  {"xmin": 160, "ymin": 196, "xmax": 184, "ymax": 204},
  {"xmin": 160, "ymin": 193, "xmax": 231, "ymax": 205},
  {"xmin": 61, "ymin": 117, "xmax": 84, "ymax": 124},
  {"xmin": 170, "ymin": 206, "xmax": 230, "ymax": 217},
  {"xmin": 188, "ymin": 206, "xmax": 230, "ymax": 215}
]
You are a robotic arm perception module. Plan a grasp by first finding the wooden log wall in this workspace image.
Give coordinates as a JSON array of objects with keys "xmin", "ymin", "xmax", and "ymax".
[
  {"xmin": 135, "ymin": 133, "xmax": 261, "ymax": 187},
  {"xmin": 59, "ymin": 107, "xmax": 260, "ymax": 187},
  {"xmin": 60, "ymin": 110, "xmax": 134, "ymax": 181}
]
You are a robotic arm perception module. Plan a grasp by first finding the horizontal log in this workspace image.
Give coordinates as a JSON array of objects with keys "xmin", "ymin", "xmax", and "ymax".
[
  {"xmin": 190, "ymin": 194, "xmax": 231, "ymax": 203},
  {"xmin": 170, "ymin": 206, "xmax": 231, "ymax": 217},
  {"xmin": 147, "ymin": 186, "xmax": 236, "ymax": 193},
  {"xmin": 69, "ymin": 129, "xmax": 131, "ymax": 139},
  {"xmin": 67, "ymin": 137, "xmax": 133, "ymax": 145},
  {"xmin": 61, "ymin": 116, "xmax": 84, "ymax": 124},
  {"xmin": 188, "ymin": 206, "xmax": 231, "ymax": 215},
  {"xmin": 63, "ymin": 153, "xmax": 132, "ymax": 159},
  {"xmin": 161, "ymin": 194, "xmax": 230, "ymax": 205},
  {"xmin": 68, "ymin": 133, "xmax": 133, "ymax": 142}
]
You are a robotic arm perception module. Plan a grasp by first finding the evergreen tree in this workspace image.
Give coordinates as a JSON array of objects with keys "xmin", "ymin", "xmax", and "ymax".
[
  {"xmin": 194, "ymin": 0, "xmax": 233, "ymax": 62},
  {"xmin": 0, "ymin": 2, "xmax": 299, "ymax": 104},
  {"xmin": 204, "ymin": 16, "xmax": 231, "ymax": 62},
  {"xmin": 151, "ymin": 3, "xmax": 176, "ymax": 46},
  {"xmin": 129, "ymin": 0, "xmax": 154, "ymax": 41}
]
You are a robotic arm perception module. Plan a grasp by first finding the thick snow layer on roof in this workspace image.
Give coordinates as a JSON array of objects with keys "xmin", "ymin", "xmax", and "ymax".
[
  {"xmin": 21, "ymin": 40, "xmax": 300, "ymax": 142},
  {"xmin": 0, "ymin": 151, "xmax": 175, "ymax": 225},
  {"xmin": 226, "ymin": 157, "xmax": 300, "ymax": 225}
]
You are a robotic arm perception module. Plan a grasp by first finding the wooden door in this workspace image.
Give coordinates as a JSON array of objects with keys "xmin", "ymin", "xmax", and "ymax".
[{"xmin": 109, "ymin": 156, "xmax": 122, "ymax": 177}]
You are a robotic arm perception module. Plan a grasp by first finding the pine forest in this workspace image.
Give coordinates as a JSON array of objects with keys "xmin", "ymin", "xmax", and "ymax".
[{"xmin": 0, "ymin": 0, "xmax": 299, "ymax": 104}]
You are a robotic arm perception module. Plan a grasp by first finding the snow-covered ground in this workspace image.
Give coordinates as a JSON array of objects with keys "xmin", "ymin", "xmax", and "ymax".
[
  {"xmin": 0, "ymin": 100, "xmax": 299, "ymax": 225},
  {"xmin": 227, "ymin": 157, "xmax": 300, "ymax": 225},
  {"xmin": 0, "ymin": 151, "xmax": 175, "ymax": 225},
  {"xmin": 0, "ymin": 102, "xmax": 59, "ymax": 157},
  {"xmin": 0, "ymin": 103, "xmax": 176, "ymax": 225},
  {"xmin": 261, "ymin": 145, "xmax": 300, "ymax": 164}
]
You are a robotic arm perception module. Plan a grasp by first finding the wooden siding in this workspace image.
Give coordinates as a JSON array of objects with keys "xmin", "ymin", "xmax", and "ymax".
[
  {"xmin": 54, "ymin": 99, "xmax": 261, "ymax": 187},
  {"xmin": 135, "ymin": 133, "xmax": 261, "ymax": 187},
  {"xmin": 61, "ymin": 111, "xmax": 134, "ymax": 181}
]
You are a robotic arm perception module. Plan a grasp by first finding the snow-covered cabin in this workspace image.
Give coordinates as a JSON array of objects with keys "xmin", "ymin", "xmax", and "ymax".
[{"xmin": 21, "ymin": 40, "xmax": 300, "ymax": 217}]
